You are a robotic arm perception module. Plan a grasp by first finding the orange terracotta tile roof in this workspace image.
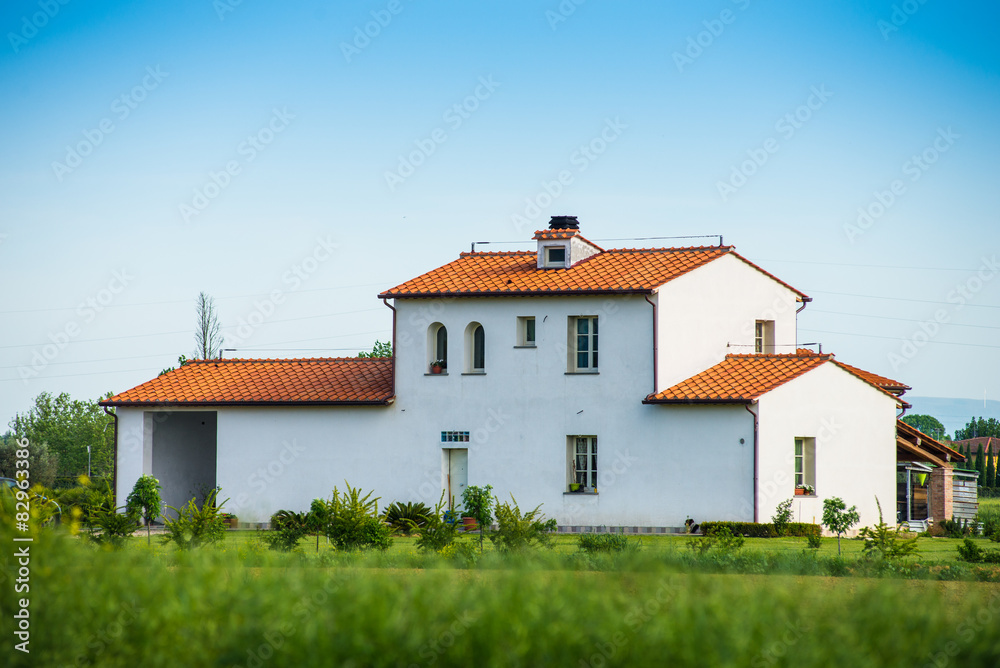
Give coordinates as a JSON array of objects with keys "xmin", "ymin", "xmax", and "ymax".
[
  {"xmin": 380, "ymin": 246, "xmax": 809, "ymax": 299},
  {"xmin": 100, "ymin": 358, "xmax": 394, "ymax": 406},
  {"xmin": 533, "ymin": 229, "xmax": 582, "ymax": 241},
  {"xmin": 836, "ymin": 361, "xmax": 910, "ymax": 394},
  {"xmin": 644, "ymin": 353, "xmax": 910, "ymax": 407}
]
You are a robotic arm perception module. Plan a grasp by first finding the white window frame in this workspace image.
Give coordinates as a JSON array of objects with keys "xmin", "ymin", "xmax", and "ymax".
[
  {"xmin": 427, "ymin": 322, "xmax": 448, "ymax": 373},
  {"xmin": 545, "ymin": 246, "xmax": 566, "ymax": 267},
  {"xmin": 463, "ymin": 322, "xmax": 485, "ymax": 373},
  {"xmin": 516, "ymin": 316, "xmax": 536, "ymax": 347},
  {"xmin": 794, "ymin": 437, "xmax": 816, "ymax": 494},
  {"xmin": 755, "ymin": 320, "xmax": 775, "ymax": 354},
  {"xmin": 568, "ymin": 436, "xmax": 598, "ymax": 491},
  {"xmin": 568, "ymin": 316, "xmax": 599, "ymax": 372}
]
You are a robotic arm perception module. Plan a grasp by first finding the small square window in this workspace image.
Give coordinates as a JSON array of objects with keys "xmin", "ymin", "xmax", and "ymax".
[
  {"xmin": 517, "ymin": 316, "xmax": 536, "ymax": 346},
  {"xmin": 546, "ymin": 247, "xmax": 566, "ymax": 267}
]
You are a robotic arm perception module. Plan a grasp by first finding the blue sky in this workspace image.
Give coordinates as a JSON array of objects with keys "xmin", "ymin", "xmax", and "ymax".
[{"xmin": 1, "ymin": 0, "xmax": 998, "ymax": 431}]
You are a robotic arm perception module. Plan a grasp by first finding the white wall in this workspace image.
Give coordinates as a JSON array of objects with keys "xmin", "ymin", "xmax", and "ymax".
[
  {"xmin": 655, "ymin": 254, "xmax": 800, "ymax": 391},
  {"xmin": 757, "ymin": 362, "xmax": 899, "ymax": 533}
]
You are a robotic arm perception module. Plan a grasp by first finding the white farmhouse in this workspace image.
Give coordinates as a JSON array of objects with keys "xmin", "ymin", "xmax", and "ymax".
[{"xmin": 103, "ymin": 216, "xmax": 951, "ymax": 531}]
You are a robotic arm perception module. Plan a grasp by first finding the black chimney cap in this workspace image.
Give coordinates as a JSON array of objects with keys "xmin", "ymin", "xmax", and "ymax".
[{"xmin": 548, "ymin": 215, "xmax": 579, "ymax": 230}]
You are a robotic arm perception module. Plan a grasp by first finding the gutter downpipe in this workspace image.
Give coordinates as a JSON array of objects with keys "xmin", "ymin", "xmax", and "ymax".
[
  {"xmin": 744, "ymin": 402, "xmax": 759, "ymax": 523},
  {"xmin": 382, "ymin": 298, "xmax": 397, "ymax": 397},
  {"xmin": 102, "ymin": 405, "xmax": 118, "ymax": 506},
  {"xmin": 644, "ymin": 294, "xmax": 657, "ymax": 393}
]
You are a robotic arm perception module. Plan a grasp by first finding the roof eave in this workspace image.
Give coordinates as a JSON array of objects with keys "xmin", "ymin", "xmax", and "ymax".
[
  {"xmin": 643, "ymin": 397, "xmax": 753, "ymax": 405},
  {"xmin": 99, "ymin": 397, "xmax": 396, "ymax": 408},
  {"xmin": 380, "ymin": 288, "xmax": 655, "ymax": 299}
]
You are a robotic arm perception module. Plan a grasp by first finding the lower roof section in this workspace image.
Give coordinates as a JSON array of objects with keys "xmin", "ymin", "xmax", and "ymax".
[
  {"xmin": 100, "ymin": 357, "xmax": 394, "ymax": 408},
  {"xmin": 643, "ymin": 352, "xmax": 910, "ymax": 407}
]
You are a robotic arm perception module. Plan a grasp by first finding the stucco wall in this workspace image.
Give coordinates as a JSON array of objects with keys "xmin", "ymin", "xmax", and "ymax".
[
  {"xmin": 655, "ymin": 254, "xmax": 800, "ymax": 391},
  {"xmin": 757, "ymin": 362, "xmax": 898, "ymax": 533}
]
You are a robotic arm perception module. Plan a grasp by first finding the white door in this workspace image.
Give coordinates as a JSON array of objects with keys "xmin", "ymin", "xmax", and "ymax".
[{"xmin": 445, "ymin": 448, "xmax": 468, "ymax": 508}]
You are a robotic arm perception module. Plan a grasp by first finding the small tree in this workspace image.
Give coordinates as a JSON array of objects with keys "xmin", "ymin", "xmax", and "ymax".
[
  {"xmin": 193, "ymin": 292, "xmax": 223, "ymax": 360},
  {"xmin": 822, "ymin": 496, "xmax": 860, "ymax": 555},
  {"xmin": 461, "ymin": 484, "xmax": 493, "ymax": 553},
  {"xmin": 771, "ymin": 499, "xmax": 793, "ymax": 537},
  {"xmin": 357, "ymin": 340, "xmax": 392, "ymax": 358},
  {"xmin": 975, "ymin": 447, "xmax": 986, "ymax": 486},
  {"xmin": 126, "ymin": 475, "xmax": 162, "ymax": 545}
]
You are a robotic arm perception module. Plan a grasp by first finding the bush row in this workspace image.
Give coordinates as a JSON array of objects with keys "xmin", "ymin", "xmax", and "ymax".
[{"xmin": 700, "ymin": 521, "xmax": 820, "ymax": 537}]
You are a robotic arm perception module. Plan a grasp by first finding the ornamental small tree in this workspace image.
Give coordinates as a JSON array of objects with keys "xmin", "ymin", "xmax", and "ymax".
[
  {"xmin": 822, "ymin": 496, "xmax": 860, "ymax": 556},
  {"xmin": 125, "ymin": 474, "xmax": 162, "ymax": 545},
  {"xmin": 771, "ymin": 499, "xmax": 793, "ymax": 537},
  {"xmin": 461, "ymin": 484, "xmax": 493, "ymax": 553}
]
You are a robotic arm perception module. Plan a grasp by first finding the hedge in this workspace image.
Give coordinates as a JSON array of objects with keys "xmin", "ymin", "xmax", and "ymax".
[{"xmin": 700, "ymin": 521, "xmax": 820, "ymax": 538}]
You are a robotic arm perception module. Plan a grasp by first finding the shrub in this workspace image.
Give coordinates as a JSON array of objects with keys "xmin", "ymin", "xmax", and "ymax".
[
  {"xmin": 771, "ymin": 499, "xmax": 793, "ymax": 537},
  {"xmin": 461, "ymin": 484, "xmax": 493, "ymax": 553},
  {"xmin": 806, "ymin": 533, "xmax": 822, "ymax": 549},
  {"xmin": 488, "ymin": 495, "xmax": 556, "ymax": 553},
  {"xmin": 414, "ymin": 494, "xmax": 459, "ymax": 554},
  {"xmin": 858, "ymin": 498, "xmax": 918, "ymax": 560},
  {"xmin": 938, "ymin": 516, "xmax": 973, "ymax": 539},
  {"xmin": 316, "ymin": 482, "xmax": 392, "ymax": 552},
  {"xmin": 699, "ymin": 521, "xmax": 819, "ymax": 538},
  {"xmin": 161, "ymin": 488, "xmax": 228, "ymax": 550},
  {"xmin": 382, "ymin": 501, "xmax": 431, "ymax": 534},
  {"xmin": 687, "ymin": 526, "xmax": 746, "ymax": 557},
  {"xmin": 439, "ymin": 539, "xmax": 479, "ymax": 566},
  {"xmin": 578, "ymin": 532, "xmax": 634, "ymax": 554},
  {"xmin": 975, "ymin": 505, "xmax": 1000, "ymax": 540},
  {"xmin": 263, "ymin": 510, "xmax": 311, "ymax": 552},
  {"xmin": 957, "ymin": 537, "xmax": 1000, "ymax": 564},
  {"xmin": 86, "ymin": 495, "xmax": 139, "ymax": 550}
]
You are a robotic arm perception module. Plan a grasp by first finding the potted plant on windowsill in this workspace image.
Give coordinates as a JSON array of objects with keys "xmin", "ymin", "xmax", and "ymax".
[
  {"xmin": 569, "ymin": 483, "xmax": 581, "ymax": 492},
  {"xmin": 795, "ymin": 484, "xmax": 814, "ymax": 496},
  {"xmin": 430, "ymin": 360, "xmax": 446, "ymax": 374}
]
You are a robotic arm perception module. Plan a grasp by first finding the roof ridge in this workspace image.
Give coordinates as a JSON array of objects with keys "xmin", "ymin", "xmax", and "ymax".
[
  {"xmin": 606, "ymin": 246, "xmax": 731, "ymax": 253},
  {"xmin": 459, "ymin": 250, "xmax": 534, "ymax": 257},
  {"xmin": 186, "ymin": 357, "xmax": 389, "ymax": 364}
]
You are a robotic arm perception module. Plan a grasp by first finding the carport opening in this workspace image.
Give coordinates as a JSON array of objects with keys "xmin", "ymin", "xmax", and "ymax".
[{"xmin": 149, "ymin": 411, "xmax": 218, "ymax": 519}]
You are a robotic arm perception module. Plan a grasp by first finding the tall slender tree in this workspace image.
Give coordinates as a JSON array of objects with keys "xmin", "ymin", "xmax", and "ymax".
[
  {"xmin": 975, "ymin": 446, "xmax": 986, "ymax": 486},
  {"xmin": 987, "ymin": 443, "xmax": 997, "ymax": 489},
  {"xmin": 193, "ymin": 292, "xmax": 223, "ymax": 360}
]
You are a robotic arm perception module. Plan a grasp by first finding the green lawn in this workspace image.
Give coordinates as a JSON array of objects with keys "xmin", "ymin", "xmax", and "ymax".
[{"xmin": 126, "ymin": 525, "xmax": 981, "ymax": 562}]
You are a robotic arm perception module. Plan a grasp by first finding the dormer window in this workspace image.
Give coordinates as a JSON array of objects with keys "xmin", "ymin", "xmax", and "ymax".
[{"xmin": 545, "ymin": 246, "xmax": 566, "ymax": 267}]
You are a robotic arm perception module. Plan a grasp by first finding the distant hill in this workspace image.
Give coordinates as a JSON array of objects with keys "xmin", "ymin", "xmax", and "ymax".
[{"xmin": 905, "ymin": 396, "xmax": 1000, "ymax": 439}]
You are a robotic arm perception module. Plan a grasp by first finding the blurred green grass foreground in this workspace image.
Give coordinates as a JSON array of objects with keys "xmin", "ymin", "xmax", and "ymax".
[{"xmin": 1, "ymin": 494, "xmax": 999, "ymax": 666}]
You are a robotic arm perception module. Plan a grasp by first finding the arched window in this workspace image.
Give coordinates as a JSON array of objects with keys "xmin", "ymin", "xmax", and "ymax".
[
  {"xmin": 464, "ymin": 322, "xmax": 485, "ymax": 373},
  {"xmin": 427, "ymin": 323, "xmax": 447, "ymax": 372}
]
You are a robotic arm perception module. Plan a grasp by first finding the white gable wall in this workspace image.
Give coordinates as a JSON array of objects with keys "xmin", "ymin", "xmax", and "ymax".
[
  {"xmin": 757, "ymin": 362, "xmax": 899, "ymax": 533},
  {"xmin": 655, "ymin": 254, "xmax": 800, "ymax": 391}
]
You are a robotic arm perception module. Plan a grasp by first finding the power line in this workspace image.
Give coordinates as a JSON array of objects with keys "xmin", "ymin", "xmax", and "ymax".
[
  {"xmin": 749, "ymin": 258, "xmax": 982, "ymax": 272},
  {"xmin": 804, "ymin": 290, "xmax": 1000, "ymax": 309},
  {"xmin": 0, "ymin": 308, "xmax": 386, "ymax": 350},
  {"xmin": 799, "ymin": 328, "xmax": 1000, "ymax": 349},
  {"xmin": 807, "ymin": 309, "xmax": 1000, "ymax": 330},
  {"xmin": 0, "ymin": 282, "xmax": 388, "ymax": 315}
]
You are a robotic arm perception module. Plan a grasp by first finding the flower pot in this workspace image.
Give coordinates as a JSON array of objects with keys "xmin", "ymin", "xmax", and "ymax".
[
  {"xmin": 795, "ymin": 488, "xmax": 807, "ymax": 496},
  {"xmin": 431, "ymin": 365, "xmax": 443, "ymax": 374},
  {"xmin": 569, "ymin": 483, "xmax": 581, "ymax": 492},
  {"xmin": 462, "ymin": 517, "xmax": 478, "ymax": 531}
]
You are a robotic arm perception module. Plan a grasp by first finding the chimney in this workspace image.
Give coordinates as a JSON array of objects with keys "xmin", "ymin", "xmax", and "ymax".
[
  {"xmin": 534, "ymin": 215, "xmax": 600, "ymax": 269},
  {"xmin": 549, "ymin": 215, "xmax": 579, "ymax": 230}
]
